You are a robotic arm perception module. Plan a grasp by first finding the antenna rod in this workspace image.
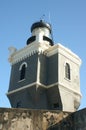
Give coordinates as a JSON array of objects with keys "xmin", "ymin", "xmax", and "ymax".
[
  {"xmin": 40, "ymin": 14, "xmax": 45, "ymax": 21},
  {"xmin": 49, "ymin": 12, "xmax": 51, "ymax": 24},
  {"xmin": 48, "ymin": 12, "xmax": 54, "ymax": 43}
]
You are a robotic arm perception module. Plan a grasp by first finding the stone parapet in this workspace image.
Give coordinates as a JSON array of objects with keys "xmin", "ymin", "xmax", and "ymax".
[{"xmin": 0, "ymin": 108, "xmax": 69, "ymax": 130}]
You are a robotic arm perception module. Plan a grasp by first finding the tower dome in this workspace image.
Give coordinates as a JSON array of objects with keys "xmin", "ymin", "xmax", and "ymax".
[
  {"xmin": 31, "ymin": 20, "xmax": 51, "ymax": 33},
  {"xmin": 27, "ymin": 20, "xmax": 53, "ymax": 46}
]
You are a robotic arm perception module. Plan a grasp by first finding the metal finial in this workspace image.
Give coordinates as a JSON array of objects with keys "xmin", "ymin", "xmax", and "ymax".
[{"xmin": 40, "ymin": 14, "xmax": 45, "ymax": 21}]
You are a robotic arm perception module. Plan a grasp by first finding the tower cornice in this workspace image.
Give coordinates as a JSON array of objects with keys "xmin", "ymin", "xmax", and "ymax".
[
  {"xmin": 45, "ymin": 43, "xmax": 81, "ymax": 66},
  {"xmin": 8, "ymin": 41, "xmax": 50, "ymax": 65}
]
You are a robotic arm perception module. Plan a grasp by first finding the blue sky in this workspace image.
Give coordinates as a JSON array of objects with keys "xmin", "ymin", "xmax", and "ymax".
[{"xmin": 0, "ymin": 0, "xmax": 86, "ymax": 110}]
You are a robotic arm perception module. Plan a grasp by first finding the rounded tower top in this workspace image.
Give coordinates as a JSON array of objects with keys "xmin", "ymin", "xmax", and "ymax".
[
  {"xmin": 27, "ymin": 20, "xmax": 54, "ymax": 46},
  {"xmin": 31, "ymin": 20, "xmax": 51, "ymax": 33}
]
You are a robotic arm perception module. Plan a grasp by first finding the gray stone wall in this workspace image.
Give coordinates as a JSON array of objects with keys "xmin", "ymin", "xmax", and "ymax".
[
  {"xmin": 8, "ymin": 53, "xmax": 38, "ymax": 91},
  {"xmin": 36, "ymin": 53, "xmax": 58, "ymax": 85},
  {"xmin": 0, "ymin": 108, "xmax": 86, "ymax": 130},
  {"xmin": 39, "ymin": 54, "xmax": 47, "ymax": 85},
  {"xmin": 47, "ymin": 85, "xmax": 62, "ymax": 110},
  {"xmin": 47, "ymin": 54, "xmax": 58, "ymax": 85},
  {"xmin": 9, "ymin": 53, "xmax": 58, "ymax": 91},
  {"xmin": 8, "ymin": 86, "xmax": 48, "ymax": 109},
  {"xmin": 7, "ymin": 53, "xmax": 59, "ymax": 110},
  {"xmin": 0, "ymin": 108, "xmax": 69, "ymax": 130},
  {"xmin": 49, "ymin": 108, "xmax": 86, "ymax": 130}
]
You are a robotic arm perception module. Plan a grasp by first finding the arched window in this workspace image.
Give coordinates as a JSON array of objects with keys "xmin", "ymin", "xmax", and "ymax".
[
  {"xmin": 65, "ymin": 63, "xmax": 70, "ymax": 80},
  {"xmin": 19, "ymin": 62, "xmax": 27, "ymax": 80}
]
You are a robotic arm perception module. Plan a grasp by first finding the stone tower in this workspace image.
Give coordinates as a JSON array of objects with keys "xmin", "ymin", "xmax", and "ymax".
[{"xmin": 7, "ymin": 20, "xmax": 81, "ymax": 112}]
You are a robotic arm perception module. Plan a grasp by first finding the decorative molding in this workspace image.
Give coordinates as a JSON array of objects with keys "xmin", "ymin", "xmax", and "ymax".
[
  {"xmin": 19, "ymin": 62, "xmax": 27, "ymax": 70},
  {"xmin": 8, "ymin": 47, "xmax": 17, "ymax": 55},
  {"xmin": 45, "ymin": 43, "xmax": 81, "ymax": 66},
  {"xmin": 8, "ymin": 42, "xmax": 81, "ymax": 67},
  {"xmin": 6, "ymin": 82, "xmax": 47, "ymax": 95},
  {"xmin": 8, "ymin": 41, "xmax": 50, "ymax": 65},
  {"xmin": 7, "ymin": 81, "xmax": 81, "ymax": 98},
  {"xmin": 36, "ymin": 54, "xmax": 40, "ymax": 85},
  {"xmin": 7, "ymin": 82, "xmax": 37, "ymax": 95}
]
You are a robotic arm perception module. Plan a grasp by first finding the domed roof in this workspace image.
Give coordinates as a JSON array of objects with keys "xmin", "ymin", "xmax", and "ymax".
[{"xmin": 31, "ymin": 20, "xmax": 51, "ymax": 33}]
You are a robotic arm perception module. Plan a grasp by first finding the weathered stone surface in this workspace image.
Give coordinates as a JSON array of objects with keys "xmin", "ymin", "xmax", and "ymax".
[
  {"xmin": 0, "ymin": 108, "xmax": 69, "ymax": 130},
  {"xmin": 1, "ymin": 108, "xmax": 86, "ymax": 130},
  {"xmin": 48, "ymin": 108, "xmax": 86, "ymax": 130}
]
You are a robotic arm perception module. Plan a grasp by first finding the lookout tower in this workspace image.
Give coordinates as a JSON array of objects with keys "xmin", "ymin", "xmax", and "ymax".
[{"xmin": 7, "ymin": 20, "xmax": 82, "ymax": 112}]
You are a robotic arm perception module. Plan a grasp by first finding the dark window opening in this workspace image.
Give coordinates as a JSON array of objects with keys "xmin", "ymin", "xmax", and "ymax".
[
  {"xmin": 16, "ymin": 101, "xmax": 21, "ymax": 108},
  {"xmin": 53, "ymin": 103, "xmax": 59, "ymax": 108},
  {"xmin": 65, "ymin": 63, "xmax": 70, "ymax": 80},
  {"xmin": 27, "ymin": 36, "xmax": 36, "ymax": 45},
  {"xmin": 43, "ymin": 36, "xmax": 53, "ymax": 46},
  {"xmin": 20, "ymin": 64, "xmax": 26, "ymax": 80}
]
